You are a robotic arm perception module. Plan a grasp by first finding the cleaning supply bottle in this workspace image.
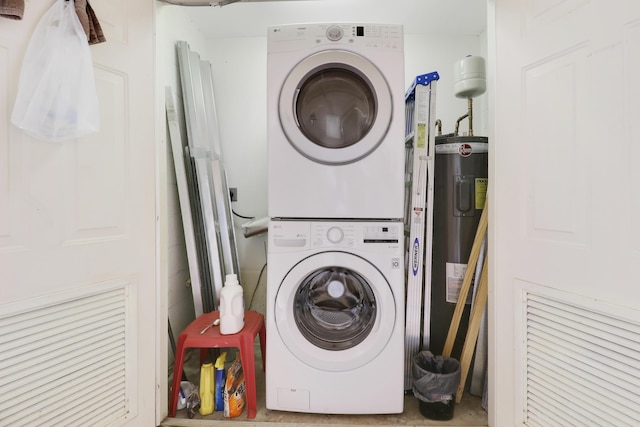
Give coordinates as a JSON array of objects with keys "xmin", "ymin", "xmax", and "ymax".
[
  {"xmin": 199, "ymin": 359, "xmax": 215, "ymax": 416},
  {"xmin": 214, "ymin": 351, "xmax": 227, "ymax": 411},
  {"xmin": 219, "ymin": 273, "xmax": 244, "ymax": 335}
]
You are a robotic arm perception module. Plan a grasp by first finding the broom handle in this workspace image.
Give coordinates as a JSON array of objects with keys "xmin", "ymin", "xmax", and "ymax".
[{"xmin": 456, "ymin": 256, "xmax": 489, "ymax": 403}]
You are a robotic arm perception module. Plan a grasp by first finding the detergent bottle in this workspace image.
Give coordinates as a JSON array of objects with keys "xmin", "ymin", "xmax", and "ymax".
[
  {"xmin": 198, "ymin": 359, "xmax": 215, "ymax": 416},
  {"xmin": 219, "ymin": 274, "xmax": 244, "ymax": 335}
]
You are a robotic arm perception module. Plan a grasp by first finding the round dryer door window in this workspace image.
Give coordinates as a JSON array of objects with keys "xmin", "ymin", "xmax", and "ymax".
[
  {"xmin": 275, "ymin": 251, "xmax": 397, "ymax": 372},
  {"xmin": 279, "ymin": 50, "xmax": 393, "ymax": 165}
]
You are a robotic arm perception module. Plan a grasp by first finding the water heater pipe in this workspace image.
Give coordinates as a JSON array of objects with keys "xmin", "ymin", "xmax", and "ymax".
[{"xmin": 455, "ymin": 98, "xmax": 474, "ymax": 136}]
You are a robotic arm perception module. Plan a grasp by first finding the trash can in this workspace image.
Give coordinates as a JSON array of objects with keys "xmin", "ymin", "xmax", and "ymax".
[{"xmin": 412, "ymin": 351, "xmax": 461, "ymax": 420}]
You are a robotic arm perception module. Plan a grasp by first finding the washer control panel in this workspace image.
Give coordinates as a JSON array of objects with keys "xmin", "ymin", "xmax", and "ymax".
[
  {"xmin": 311, "ymin": 222, "xmax": 400, "ymax": 249},
  {"xmin": 326, "ymin": 226, "xmax": 345, "ymax": 244},
  {"xmin": 312, "ymin": 223, "xmax": 356, "ymax": 248},
  {"xmin": 362, "ymin": 224, "xmax": 400, "ymax": 244},
  {"xmin": 270, "ymin": 221, "xmax": 401, "ymax": 251}
]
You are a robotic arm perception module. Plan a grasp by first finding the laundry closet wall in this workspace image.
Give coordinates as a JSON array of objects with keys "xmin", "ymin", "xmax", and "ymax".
[{"xmin": 158, "ymin": 1, "xmax": 488, "ymax": 335}]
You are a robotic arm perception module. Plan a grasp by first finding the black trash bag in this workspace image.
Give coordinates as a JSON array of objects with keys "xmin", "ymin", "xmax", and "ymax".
[{"xmin": 412, "ymin": 351, "xmax": 461, "ymax": 421}]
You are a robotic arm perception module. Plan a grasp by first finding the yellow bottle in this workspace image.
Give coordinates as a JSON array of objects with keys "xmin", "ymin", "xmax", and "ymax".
[{"xmin": 199, "ymin": 360, "xmax": 215, "ymax": 416}]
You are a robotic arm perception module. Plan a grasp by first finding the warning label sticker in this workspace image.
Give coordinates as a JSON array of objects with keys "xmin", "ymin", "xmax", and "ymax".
[
  {"xmin": 475, "ymin": 178, "xmax": 488, "ymax": 210},
  {"xmin": 445, "ymin": 262, "xmax": 473, "ymax": 304},
  {"xmin": 417, "ymin": 123, "xmax": 426, "ymax": 149}
]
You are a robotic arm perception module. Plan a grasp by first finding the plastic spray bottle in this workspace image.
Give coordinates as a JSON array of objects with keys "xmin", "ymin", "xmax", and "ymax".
[{"xmin": 219, "ymin": 273, "xmax": 244, "ymax": 335}]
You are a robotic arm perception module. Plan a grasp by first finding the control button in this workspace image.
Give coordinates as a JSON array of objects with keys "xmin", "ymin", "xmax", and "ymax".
[
  {"xmin": 326, "ymin": 226, "xmax": 344, "ymax": 244},
  {"xmin": 326, "ymin": 25, "xmax": 343, "ymax": 41}
]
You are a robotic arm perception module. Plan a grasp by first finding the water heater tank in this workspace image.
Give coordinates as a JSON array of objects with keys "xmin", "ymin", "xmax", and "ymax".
[
  {"xmin": 430, "ymin": 134, "xmax": 488, "ymax": 358},
  {"xmin": 453, "ymin": 55, "xmax": 486, "ymax": 99}
]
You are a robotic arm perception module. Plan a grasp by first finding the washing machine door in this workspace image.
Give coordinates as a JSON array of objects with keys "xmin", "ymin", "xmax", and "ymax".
[
  {"xmin": 278, "ymin": 50, "xmax": 393, "ymax": 165},
  {"xmin": 275, "ymin": 251, "xmax": 397, "ymax": 372}
]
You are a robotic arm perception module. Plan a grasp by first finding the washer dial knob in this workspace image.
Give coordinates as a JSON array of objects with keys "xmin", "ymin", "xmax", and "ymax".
[
  {"xmin": 326, "ymin": 226, "xmax": 344, "ymax": 244},
  {"xmin": 326, "ymin": 25, "xmax": 343, "ymax": 41}
]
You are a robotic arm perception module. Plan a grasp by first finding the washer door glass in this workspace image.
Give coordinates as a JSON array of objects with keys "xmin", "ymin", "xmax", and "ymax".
[
  {"xmin": 294, "ymin": 266, "xmax": 376, "ymax": 351},
  {"xmin": 275, "ymin": 251, "xmax": 396, "ymax": 372},
  {"xmin": 279, "ymin": 50, "xmax": 393, "ymax": 165}
]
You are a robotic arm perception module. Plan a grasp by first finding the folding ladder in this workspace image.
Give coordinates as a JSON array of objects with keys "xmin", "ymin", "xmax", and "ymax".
[{"xmin": 403, "ymin": 72, "xmax": 439, "ymax": 390}]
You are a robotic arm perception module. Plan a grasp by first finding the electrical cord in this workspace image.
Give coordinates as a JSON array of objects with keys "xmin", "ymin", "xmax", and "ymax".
[
  {"xmin": 248, "ymin": 262, "xmax": 267, "ymax": 310},
  {"xmin": 247, "ymin": 241, "xmax": 268, "ymax": 310},
  {"xmin": 232, "ymin": 209, "xmax": 255, "ymax": 220}
]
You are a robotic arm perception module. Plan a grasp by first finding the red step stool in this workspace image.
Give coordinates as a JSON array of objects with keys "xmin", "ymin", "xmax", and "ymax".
[{"xmin": 168, "ymin": 310, "xmax": 266, "ymax": 419}]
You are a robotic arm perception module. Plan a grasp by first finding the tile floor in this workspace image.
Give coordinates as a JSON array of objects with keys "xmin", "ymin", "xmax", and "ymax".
[{"xmin": 160, "ymin": 348, "xmax": 489, "ymax": 427}]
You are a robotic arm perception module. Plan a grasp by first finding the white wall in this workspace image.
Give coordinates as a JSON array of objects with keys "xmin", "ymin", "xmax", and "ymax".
[
  {"xmin": 404, "ymin": 33, "xmax": 487, "ymax": 137},
  {"xmin": 205, "ymin": 36, "xmax": 270, "ymax": 313}
]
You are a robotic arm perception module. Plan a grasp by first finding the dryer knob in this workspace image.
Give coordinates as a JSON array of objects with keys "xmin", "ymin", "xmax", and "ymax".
[
  {"xmin": 326, "ymin": 226, "xmax": 344, "ymax": 244},
  {"xmin": 326, "ymin": 25, "xmax": 343, "ymax": 42}
]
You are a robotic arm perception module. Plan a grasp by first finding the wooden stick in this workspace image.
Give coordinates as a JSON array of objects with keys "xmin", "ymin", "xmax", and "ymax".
[
  {"xmin": 455, "ymin": 256, "xmax": 488, "ymax": 403},
  {"xmin": 442, "ymin": 199, "xmax": 488, "ymax": 357}
]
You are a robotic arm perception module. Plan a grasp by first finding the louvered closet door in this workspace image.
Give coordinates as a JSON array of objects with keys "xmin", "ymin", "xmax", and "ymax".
[
  {"xmin": 0, "ymin": 1, "xmax": 156, "ymax": 426},
  {"xmin": 492, "ymin": 1, "xmax": 640, "ymax": 425}
]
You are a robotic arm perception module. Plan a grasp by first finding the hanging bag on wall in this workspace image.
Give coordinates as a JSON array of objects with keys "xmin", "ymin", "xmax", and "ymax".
[{"xmin": 11, "ymin": 0, "xmax": 99, "ymax": 141}]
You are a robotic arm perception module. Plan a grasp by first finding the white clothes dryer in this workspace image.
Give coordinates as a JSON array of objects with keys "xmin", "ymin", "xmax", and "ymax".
[
  {"xmin": 266, "ymin": 219, "xmax": 404, "ymax": 414},
  {"xmin": 267, "ymin": 23, "xmax": 405, "ymax": 220}
]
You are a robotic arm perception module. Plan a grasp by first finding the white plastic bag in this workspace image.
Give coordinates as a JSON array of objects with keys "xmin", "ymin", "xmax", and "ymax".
[{"xmin": 11, "ymin": 0, "xmax": 99, "ymax": 141}]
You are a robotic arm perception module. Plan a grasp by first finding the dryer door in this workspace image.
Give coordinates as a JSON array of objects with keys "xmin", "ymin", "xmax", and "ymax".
[
  {"xmin": 278, "ymin": 50, "xmax": 392, "ymax": 165},
  {"xmin": 275, "ymin": 251, "xmax": 397, "ymax": 372}
]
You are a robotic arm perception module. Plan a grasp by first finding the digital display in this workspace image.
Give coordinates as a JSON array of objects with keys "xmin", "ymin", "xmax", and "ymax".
[
  {"xmin": 382, "ymin": 227, "xmax": 388, "ymax": 232},
  {"xmin": 356, "ymin": 26, "xmax": 364, "ymax": 37}
]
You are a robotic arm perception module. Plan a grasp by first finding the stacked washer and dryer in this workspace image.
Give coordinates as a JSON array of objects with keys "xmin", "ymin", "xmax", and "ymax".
[{"xmin": 266, "ymin": 23, "xmax": 406, "ymax": 414}]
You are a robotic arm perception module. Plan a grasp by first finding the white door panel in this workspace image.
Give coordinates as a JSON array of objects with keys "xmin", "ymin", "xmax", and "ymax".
[
  {"xmin": 0, "ymin": 1, "xmax": 156, "ymax": 426},
  {"xmin": 492, "ymin": 0, "xmax": 640, "ymax": 424}
]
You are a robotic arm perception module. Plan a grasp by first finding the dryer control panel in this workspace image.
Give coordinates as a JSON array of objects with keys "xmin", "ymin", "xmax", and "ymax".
[{"xmin": 268, "ymin": 23, "xmax": 403, "ymax": 51}]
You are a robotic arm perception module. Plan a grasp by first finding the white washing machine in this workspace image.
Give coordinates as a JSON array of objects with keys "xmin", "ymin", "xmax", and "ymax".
[
  {"xmin": 267, "ymin": 23, "xmax": 405, "ymax": 220},
  {"xmin": 266, "ymin": 219, "xmax": 404, "ymax": 414}
]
